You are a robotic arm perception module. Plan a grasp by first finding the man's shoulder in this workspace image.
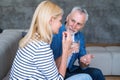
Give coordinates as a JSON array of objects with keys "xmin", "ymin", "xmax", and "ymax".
[
  {"xmin": 76, "ymin": 31, "xmax": 84, "ymax": 36},
  {"xmin": 54, "ymin": 24, "xmax": 66, "ymax": 36},
  {"xmin": 60, "ymin": 24, "xmax": 66, "ymax": 31}
]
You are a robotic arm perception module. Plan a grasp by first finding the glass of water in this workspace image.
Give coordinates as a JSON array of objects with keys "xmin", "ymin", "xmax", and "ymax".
[{"xmin": 71, "ymin": 38, "xmax": 80, "ymax": 53}]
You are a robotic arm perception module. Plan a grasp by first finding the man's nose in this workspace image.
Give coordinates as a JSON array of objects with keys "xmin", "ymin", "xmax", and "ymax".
[{"xmin": 72, "ymin": 23, "xmax": 77, "ymax": 29}]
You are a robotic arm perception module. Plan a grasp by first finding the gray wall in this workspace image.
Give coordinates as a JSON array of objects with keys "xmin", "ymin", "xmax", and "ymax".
[{"xmin": 0, "ymin": 0, "xmax": 120, "ymax": 43}]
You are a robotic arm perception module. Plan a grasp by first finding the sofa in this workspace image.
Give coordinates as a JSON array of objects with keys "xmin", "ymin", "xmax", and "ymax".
[{"xmin": 0, "ymin": 29, "xmax": 120, "ymax": 80}]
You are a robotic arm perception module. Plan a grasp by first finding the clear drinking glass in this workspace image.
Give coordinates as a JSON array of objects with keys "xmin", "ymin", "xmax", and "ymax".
[
  {"xmin": 71, "ymin": 39, "xmax": 80, "ymax": 53},
  {"xmin": 71, "ymin": 33, "xmax": 80, "ymax": 53}
]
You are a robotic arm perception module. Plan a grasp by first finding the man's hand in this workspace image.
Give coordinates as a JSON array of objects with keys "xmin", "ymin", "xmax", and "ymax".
[{"xmin": 80, "ymin": 53, "xmax": 94, "ymax": 68}]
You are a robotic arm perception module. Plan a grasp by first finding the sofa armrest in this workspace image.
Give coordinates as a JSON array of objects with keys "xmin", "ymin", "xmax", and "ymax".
[{"xmin": 0, "ymin": 29, "xmax": 23, "ymax": 79}]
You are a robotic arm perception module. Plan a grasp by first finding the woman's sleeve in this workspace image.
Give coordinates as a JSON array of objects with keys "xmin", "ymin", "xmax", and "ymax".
[{"xmin": 34, "ymin": 46, "xmax": 64, "ymax": 80}]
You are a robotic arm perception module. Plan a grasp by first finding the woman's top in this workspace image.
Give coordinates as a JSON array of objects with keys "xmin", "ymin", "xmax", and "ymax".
[{"xmin": 10, "ymin": 40, "xmax": 64, "ymax": 80}]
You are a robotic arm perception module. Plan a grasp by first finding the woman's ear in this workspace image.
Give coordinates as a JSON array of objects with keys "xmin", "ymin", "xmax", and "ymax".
[{"xmin": 49, "ymin": 17, "xmax": 54, "ymax": 25}]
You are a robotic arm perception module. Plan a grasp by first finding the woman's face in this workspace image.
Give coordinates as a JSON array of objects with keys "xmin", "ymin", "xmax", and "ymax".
[{"xmin": 51, "ymin": 15, "xmax": 62, "ymax": 34}]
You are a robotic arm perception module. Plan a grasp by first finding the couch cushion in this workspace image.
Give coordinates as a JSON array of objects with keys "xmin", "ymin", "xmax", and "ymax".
[
  {"xmin": 105, "ymin": 46, "xmax": 120, "ymax": 75},
  {"xmin": 74, "ymin": 46, "xmax": 112, "ymax": 75},
  {"xmin": 89, "ymin": 51, "xmax": 112, "ymax": 75},
  {"xmin": 86, "ymin": 46, "xmax": 112, "ymax": 75},
  {"xmin": 86, "ymin": 46, "xmax": 106, "ymax": 52},
  {"xmin": 112, "ymin": 52, "xmax": 120, "ymax": 75},
  {"xmin": 105, "ymin": 46, "xmax": 120, "ymax": 52}
]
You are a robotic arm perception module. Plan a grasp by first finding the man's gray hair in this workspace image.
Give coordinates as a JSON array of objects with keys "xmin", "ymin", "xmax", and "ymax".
[{"xmin": 71, "ymin": 6, "xmax": 89, "ymax": 22}]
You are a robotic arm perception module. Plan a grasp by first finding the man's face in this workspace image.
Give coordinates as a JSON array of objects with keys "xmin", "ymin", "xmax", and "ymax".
[{"xmin": 66, "ymin": 10, "xmax": 86, "ymax": 33}]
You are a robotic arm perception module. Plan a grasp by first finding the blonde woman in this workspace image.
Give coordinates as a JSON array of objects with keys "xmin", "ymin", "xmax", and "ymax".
[
  {"xmin": 9, "ymin": 1, "xmax": 72, "ymax": 79},
  {"xmin": 9, "ymin": 1, "xmax": 92, "ymax": 80}
]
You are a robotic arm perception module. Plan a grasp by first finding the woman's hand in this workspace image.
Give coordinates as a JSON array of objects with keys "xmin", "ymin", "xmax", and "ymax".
[{"xmin": 62, "ymin": 31, "xmax": 73, "ymax": 57}]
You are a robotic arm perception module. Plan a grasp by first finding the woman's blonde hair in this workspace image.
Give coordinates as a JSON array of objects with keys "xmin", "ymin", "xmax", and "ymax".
[{"xmin": 19, "ymin": 0, "xmax": 63, "ymax": 48}]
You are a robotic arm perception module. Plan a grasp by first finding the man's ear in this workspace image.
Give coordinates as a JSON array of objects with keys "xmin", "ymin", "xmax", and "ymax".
[{"xmin": 66, "ymin": 14, "xmax": 70, "ymax": 21}]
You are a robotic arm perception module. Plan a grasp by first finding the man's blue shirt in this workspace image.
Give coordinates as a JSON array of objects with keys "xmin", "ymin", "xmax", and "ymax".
[{"xmin": 51, "ymin": 24, "xmax": 105, "ymax": 80}]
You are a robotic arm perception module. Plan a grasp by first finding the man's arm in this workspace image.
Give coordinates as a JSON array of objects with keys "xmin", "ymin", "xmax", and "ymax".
[{"xmin": 78, "ymin": 32, "xmax": 90, "ymax": 68}]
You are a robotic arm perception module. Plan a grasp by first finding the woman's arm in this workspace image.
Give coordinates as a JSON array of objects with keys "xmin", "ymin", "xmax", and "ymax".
[{"xmin": 58, "ymin": 31, "xmax": 72, "ymax": 77}]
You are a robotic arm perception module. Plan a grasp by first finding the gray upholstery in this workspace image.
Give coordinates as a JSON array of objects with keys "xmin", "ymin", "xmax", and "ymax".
[
  {"xmin": 106, "ymin": 46, "xmax": 120, "ymax": 75},
  {"xmin": 88, "ymin": 50, "xmax": 112, "ymax": 75},
  {"xmin": 0, "ymin": 29, "xmax": 23, "ymax": 80},
  {"xmin": 74, "ymin": 46, "xmax": 120, "ymax": 75}
]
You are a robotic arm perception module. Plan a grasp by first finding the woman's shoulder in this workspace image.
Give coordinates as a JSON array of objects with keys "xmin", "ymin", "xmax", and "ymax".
[
  {"xmin": 29, "ymin": 40, "xmax": 50, "ymax": 48},
  {"xmin": 27, "ymin": 40, "xmax": 52, "ymax": 55}
]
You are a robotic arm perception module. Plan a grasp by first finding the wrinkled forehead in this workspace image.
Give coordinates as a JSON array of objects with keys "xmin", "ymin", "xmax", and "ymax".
[
  {"xmin": 69, "ymin": 11, "xmax": 86, "ymax": 23},
  {"xmin": 70, "ymin": 10, "xmax": 85, "ymax": 17}
]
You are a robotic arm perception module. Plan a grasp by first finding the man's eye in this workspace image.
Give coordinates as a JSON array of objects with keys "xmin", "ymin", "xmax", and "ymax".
[
  {"xmin": 77, "ymin": 23, "xmax": 80, "ymax": 25},
  {"xmin": 60, "ymin": 20, "xmax": 62, "ymax": 22},
  {"xmin": 71, "ymin": 20, "xmax": 74, "ymax": 22}
]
